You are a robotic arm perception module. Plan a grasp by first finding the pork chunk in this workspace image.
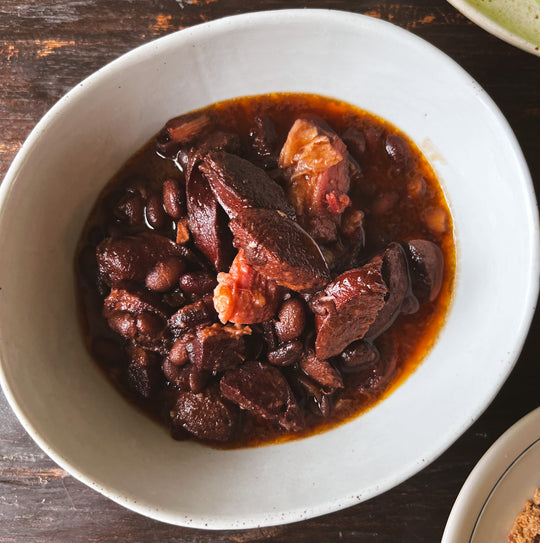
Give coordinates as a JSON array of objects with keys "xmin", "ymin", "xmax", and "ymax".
[
  {"xmin": 229, "ymin": 208, "xmax": 331, "ymax": 293},
  {"xmin": 279, "ymin": 118, "xmax": 350, "ymax": 243},
  {"xmin": 188, "ymin": 323, "xmax": 251, "ymax": 372},
  {"xmin": 214, "ymin": 250, "xmax": 282, "ymax": 324},
  {"xmin": 311, "ymin": 255, "xmax": 388, "ymax": 360},
  {"xmin": 96, "ymin": 232, "xmax": 184, "ymax": 287},
  {"xmin": 220, "ymin": 361, "xmax": 304, "ymax": 431},
  {"xmin": 199, "ymin": 151, "xmax": 295, "ymax": 219},
  {"xmin": 170, "ymin": 385, "xmax": 239, "ymax": 442},
  {"xmin": 186, "ymin": 162, "xmax": 235, "ymax": 272}
]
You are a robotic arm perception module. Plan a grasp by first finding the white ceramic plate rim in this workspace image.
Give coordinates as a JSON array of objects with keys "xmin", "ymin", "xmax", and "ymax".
[
  {"xmin": 442, "ymin": 406, "xmax": 540, "ymax": 543},
  {"xmin": 446, "ymin": 0, "xmax": 540, "ymax": 56},
  {"xmin": 0, "ymin": 9, "xmax": 538, "ymax": 529}
]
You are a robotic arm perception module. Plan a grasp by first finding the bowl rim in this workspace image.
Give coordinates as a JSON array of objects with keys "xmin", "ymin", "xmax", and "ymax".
[{"xmin": 0, "ymin": 8, "xmax": 538, "ymax": 530}]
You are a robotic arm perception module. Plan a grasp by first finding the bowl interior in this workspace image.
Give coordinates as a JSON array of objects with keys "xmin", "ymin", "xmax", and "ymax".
[{"xmin": 0, "ymin": 9, "xmax": 537, "ymax": 529}]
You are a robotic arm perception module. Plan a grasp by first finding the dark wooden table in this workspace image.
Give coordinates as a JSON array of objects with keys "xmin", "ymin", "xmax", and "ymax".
[{"xmin": 1, "ymin": 1, "xmax": 538, "ymax": 541}]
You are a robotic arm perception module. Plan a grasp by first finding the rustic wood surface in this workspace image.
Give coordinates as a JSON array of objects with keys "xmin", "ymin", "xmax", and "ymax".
[{"xmin": 0, "ymin": 1, "xmax": 539, "ymax": 541}]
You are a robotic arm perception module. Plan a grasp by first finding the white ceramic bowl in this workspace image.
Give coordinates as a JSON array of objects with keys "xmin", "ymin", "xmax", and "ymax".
[{"xmin": 0, "ymin": 9, "xmax": 537, "ymax": 530}]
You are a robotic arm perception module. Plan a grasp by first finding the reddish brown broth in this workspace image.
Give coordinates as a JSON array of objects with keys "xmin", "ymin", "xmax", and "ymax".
[{"xmin": 75, "ymin": 93, "xmax": 455, "ymax": 448}]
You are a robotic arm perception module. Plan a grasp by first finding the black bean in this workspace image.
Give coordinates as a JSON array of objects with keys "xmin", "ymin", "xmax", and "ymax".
[
  {"xmin": 189, "ymin": 366, "xmax": 210, "ymax": 394},
  {"xmin": 107, "ymin": 311, "xmax": 137, "ymax": 338},
  {"xmin": 136, "ymin": 312, "xmax": 165, "ymax": 338},
  {"xmin": 114, "ymin": 192, "xmax": 145, "ymax": 226},
  {"xmin": 162, "ymin": 359, "xmax": 190, "ymax": 390},
  {"xmin": 341, "ymin": 341, "xmax": 379, "ymax": 369},
  {"xmin": 274, "ymin": 298, "xmax": 306, "ymax": 342},
  {"xmin": 169, "ymin": 336, "xmax": 191, "ymax": 366},
  {"xmin": 162, "ymin": 288, "xmax": 188, "ymax": 308},
  {"xmin": 341, "ymin": 126, "xmax": 366, "ymax": 159},
  {"xmin": 318, "ymin": 394, "xmax": 332, "ymax": 418},
  {"xmin": 145, "ymin": 193, "xmax": 168, "ymax": 230},
  {"xmin": 163, "ymin": 178, "xmax": 186, "ymax": 220},
  {"xmin": 385, "ymin": 134, "xmax": 410, "ymax": 170},
  {"xmin": 145, "ymin": 257, "xmax": 186, "ymax": 292},
  {"xmin": 179, "ymin": 271, "xmax": 217, "ymax": 295},
  {"xmin": 267, "ymin": 340, "xmax": 303, "ymax": 367}
]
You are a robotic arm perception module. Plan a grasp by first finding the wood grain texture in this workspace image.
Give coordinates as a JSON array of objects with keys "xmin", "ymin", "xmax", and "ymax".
[{"xmin": 0, "ymin": 1, "xmax": 539, "ymax": 541}]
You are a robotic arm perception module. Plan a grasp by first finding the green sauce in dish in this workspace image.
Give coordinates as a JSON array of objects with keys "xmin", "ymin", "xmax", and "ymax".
[{"xmin": 465, "ymin": 0, "xmax": 540, "ymax": 47}]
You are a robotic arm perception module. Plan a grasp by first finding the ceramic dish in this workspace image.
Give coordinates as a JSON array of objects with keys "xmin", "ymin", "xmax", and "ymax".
[
  {"xmin": 443, "ymin": 407, "xmax": 540, "ymax": 543},
  {"xmin": 447, "ymin": 0, "xmax": 540, "ymax": 56},
  {"xmin": 0, "ymin": 9, "xmax": 538, "ymax": 529}
]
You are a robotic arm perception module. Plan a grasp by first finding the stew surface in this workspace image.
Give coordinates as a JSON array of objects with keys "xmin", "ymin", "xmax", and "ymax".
[{"xmin": 75, "ymin": 93, "xmax": 455, "ymax": 448}]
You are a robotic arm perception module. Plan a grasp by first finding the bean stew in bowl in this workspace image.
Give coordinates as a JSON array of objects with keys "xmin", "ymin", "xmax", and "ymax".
[
  {"xmin": 0, "ymin": 10, "xmax": 536, "ymax": 529},
  {"xmin": 76, "ymin": 93, "xmax": 455, "ymax": 447}
]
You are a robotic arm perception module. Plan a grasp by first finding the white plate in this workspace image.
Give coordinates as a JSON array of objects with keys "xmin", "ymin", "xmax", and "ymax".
[
  {"xmin": 443, "ymin": 407, "xmax": 540, "ymax": 543},
  {"xmin": 447, "ymin": 0, "xmax": 540, "ymax": 56}
]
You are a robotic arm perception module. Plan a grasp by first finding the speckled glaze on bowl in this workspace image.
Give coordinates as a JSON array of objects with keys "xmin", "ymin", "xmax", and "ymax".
[{"xmin": 0, "ymin": 9, "xmax": 537, "ymax": 529}]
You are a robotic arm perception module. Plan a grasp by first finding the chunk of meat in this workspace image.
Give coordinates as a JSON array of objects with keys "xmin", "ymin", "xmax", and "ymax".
[
  {"xmin": 229, "ymin": 208, "xmax": 331, "ymax": 293},
  {"xmin": 299, "ymin": 350, "xmax": 343, "ymax": 390},
  {"xmin": 311, "ymin": 255, "xmax": 388, "ymax": 360},
  {"xmin": 104, "ymin": 288, "xmax": 169, "ymax": 352},
  {"xmin": 103, "ymin": 287, "xmax": 169, "ymax": 320},
  {"xmin": 186, "ymin": 163, "xmax": 235, "ymax": 272},
  {"xmin": 170, "ymin": 385, "xmax": 239, "ymax": 442},
  {"xmin": 279, "ymin": 118, "xmax": 351, "ymax": 243},
  {"xmin": 220, "ymin": 361, "xmax": 303, "ymax": 432},
  {"xmin": 125, "ymin": 344, "xmax": 161, "ymax": 399},
  {"xmin": 403, "ymin": 239, "xmax": 444, "ymax": 302},
  {"xmin": 156, "ymin": 111, "xmax": 213, "ymax": 157},
  {"xmin": 199, "ymin": 151, "xmax": 295, "ymax": 220},
  {"xmin": 165, "ymin": 112, "xmax": 212, "ymax": 144},
  {"xmin": 214, "ymin": 250, "xmax": 281, "ymax": 324},
  {"xmin": 188, "ymin": 323, "xmax": 251, "ymax": 372},
  {"xmin": 366, "ymin": 243, "xmax": 411, "ymax": 339},
  {"xmin": 96, "ymin": 232, "xmax": 183, "ymax": 287}
]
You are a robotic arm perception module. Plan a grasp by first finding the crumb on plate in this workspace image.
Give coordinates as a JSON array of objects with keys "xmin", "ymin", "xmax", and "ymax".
[{"xmin": 508, "ymin": 488, "xmax": 540, "ymax": 543}]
